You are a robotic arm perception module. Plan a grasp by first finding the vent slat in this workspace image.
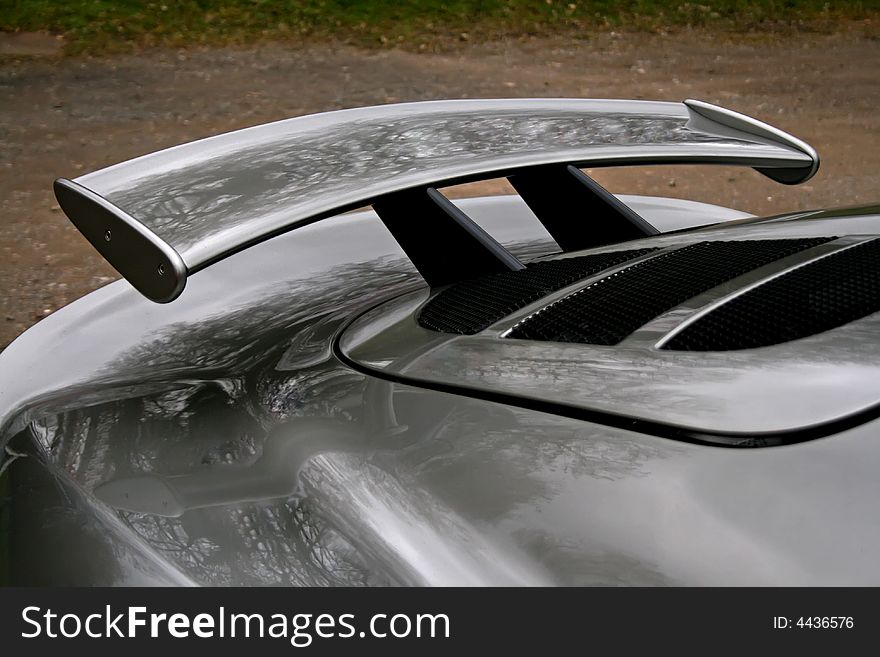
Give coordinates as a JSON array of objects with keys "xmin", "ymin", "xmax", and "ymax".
[
  {"xmin": 664, "ymin": 238, "xmax": 880, "ymax": 351},
  {"xmin": 418, "ymin": 249, "xmax": 657, "ymax": 335},
  {"xmin": 508, "ymin": 238, "xmax": 835, "ymax": 345}
]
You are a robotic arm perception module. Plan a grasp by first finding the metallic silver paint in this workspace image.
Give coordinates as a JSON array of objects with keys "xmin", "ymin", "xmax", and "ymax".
[
  {"xmin": 683, "ymin": 99, "xmax": 820, "ymax": 183},
  {"xmin": 53, "ymin": 178, "xmax": 187, "ymax": 302},
  {"xmin": 339, "ymin": 229, "xmax": 880, "ymax": 436},
  {"xmin": 4, "ymin": 196, "xmax": 880, "ymax": 585},
  {"xmin": 0, "ymin": 194, "xmax": 747, "ymax": 444},
  {"xmin": 64, "ymin": 99, "xmax": 813, "ymax": 301}
]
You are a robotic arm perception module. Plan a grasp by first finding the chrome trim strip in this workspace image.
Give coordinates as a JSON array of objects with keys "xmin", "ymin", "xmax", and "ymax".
[
  {"xmin": 493, "ymin": 245, "xmax": 687, "ymax": 337},
  {"xmin": 653, "ymin": 236, "xmax": 876, "ymax": 349},
  {"xmin": 621, "ymin": 236, "xmax": 862, "ymax": 347}
]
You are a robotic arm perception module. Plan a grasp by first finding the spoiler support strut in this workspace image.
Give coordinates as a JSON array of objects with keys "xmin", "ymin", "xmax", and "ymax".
[
  {"xmin": 373, "ymin": 187, "xmax": 524, "ymax": 288},
  {"xmin": 509, "ymin": 165, "xmax": 660, "ymax": 251},
  {"xmin": 53, "ymin": 98, "xmax": 820, "ymax": 302}
]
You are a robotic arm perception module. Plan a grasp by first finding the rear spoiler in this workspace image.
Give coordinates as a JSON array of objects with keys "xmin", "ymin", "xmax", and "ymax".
[{"xmin": 54, "ymin": 98, "xmax": 819, "ymax": 302}]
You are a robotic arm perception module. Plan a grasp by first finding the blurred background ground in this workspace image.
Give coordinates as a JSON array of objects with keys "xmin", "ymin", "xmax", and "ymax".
[{"xmin": 1, "ymin": 1, "xmax": 879, "ymax": 348}]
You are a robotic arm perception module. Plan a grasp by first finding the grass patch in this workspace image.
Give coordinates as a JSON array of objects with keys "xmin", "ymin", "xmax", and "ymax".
[{"xmin": 1, "ymin": 1, "xmax": 879, "ymax": 55}]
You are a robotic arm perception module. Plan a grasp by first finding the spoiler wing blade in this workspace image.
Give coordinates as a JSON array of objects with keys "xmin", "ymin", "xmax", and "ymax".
[{"xmin": 55, "ymin": 98, "xmax": 819, "ymax": 302}]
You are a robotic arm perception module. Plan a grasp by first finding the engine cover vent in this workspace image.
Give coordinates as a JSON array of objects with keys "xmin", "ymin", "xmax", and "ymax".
[
  {"xmin": 663, "ymin": 238, "xmax": 880, "ymax": 351},
  {"xmin": 418, "ymin": 248, "xmax": 657, "ymax": 335},
  {"xmin": 508, "ymin": 238, "xmax": 834, "ymax": 345}
]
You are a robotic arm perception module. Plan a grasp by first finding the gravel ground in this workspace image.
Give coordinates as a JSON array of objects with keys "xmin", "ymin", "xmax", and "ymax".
[{"xmin": 1, "ymin": 30, "xmax": 879, "ymax": 349}]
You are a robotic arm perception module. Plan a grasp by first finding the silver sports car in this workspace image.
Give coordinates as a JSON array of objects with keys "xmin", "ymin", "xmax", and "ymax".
[{"xmin": 1, "ymin": 98, "xmax": 878, "ymax": 585}]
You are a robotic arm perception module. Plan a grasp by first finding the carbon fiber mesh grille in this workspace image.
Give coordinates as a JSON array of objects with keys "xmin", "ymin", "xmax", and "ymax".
[
  {"xmin": 508, "ymin": 238, "xmax": 835, "ymax": 345},
  {"xmin": 418, "ymin": 249, "xmax": 656, "ymax": 334},
  {"xmin": 664, "ymin": 238, "xmax": 880, "ymax": 351}
]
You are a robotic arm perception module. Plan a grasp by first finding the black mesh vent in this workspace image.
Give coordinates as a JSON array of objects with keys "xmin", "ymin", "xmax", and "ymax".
[
  {"xmin": 509, "ymin": 238, "xmax": 835, "ymax": 345},
  {"xmin": 664, "ymin": 238, "xmax": 880, "ymax": 351},
  {"xmin": 418, "ymin": 249, "xmax": 657, "ymax": 334}
]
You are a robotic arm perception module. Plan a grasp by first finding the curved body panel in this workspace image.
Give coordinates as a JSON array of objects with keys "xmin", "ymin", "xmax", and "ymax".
[{"xmin": 3, "ymin": 195, "xmax": 880, "ymax": 586}]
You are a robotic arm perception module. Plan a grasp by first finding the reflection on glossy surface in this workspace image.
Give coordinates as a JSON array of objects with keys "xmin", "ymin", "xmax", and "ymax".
[
  {"xmin": 342, "ymin": 222, "xmax": 880, "ymax": 436},
  {"xmin": 75, "ymin": 99, "xmax": 812, "ymax": 270},
  {"xmin": 19, "ymin": 364, "xmax": 880, "ymax": 585},
  {"xmin": 94, "ymin": 418, "xmax": 365, "ymax": 517},
  {"xmin": 3, "ymin": 196, "xmax": 880, "ymax": 585},
  {"xmin": 0, "ymin": 196, "xmax": 569, "ymax": 445},
  {"xmin": 5, "ymin": 434, "xmax": 193, "ymax": 586}
]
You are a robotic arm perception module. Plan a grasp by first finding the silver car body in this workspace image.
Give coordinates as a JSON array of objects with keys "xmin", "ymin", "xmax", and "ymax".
[{"xmin": 1, "ymin": 99, "xmax": 877, "ymax": 586}]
